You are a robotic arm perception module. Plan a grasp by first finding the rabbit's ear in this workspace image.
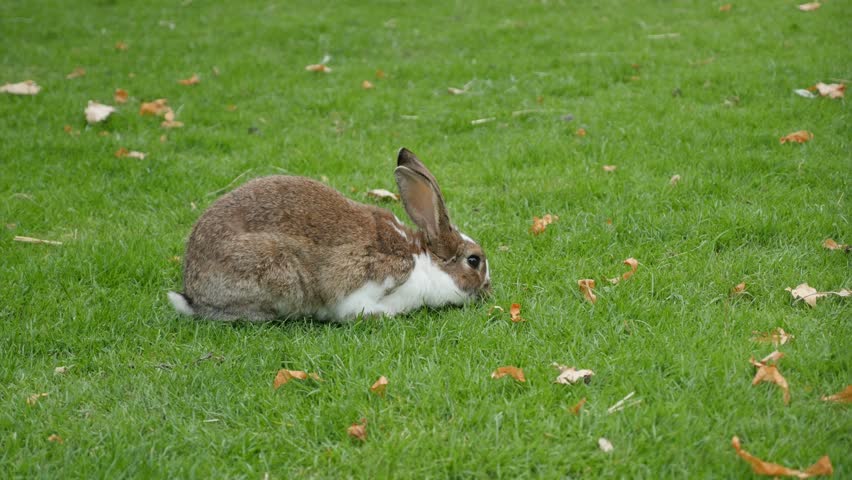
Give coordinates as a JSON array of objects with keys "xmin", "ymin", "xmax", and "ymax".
[{"xmin": 394, "ymin": 148, "xmax": 461, "ymax": 259}]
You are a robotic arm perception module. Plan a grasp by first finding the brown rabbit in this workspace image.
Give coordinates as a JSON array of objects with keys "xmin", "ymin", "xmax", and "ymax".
[{"xmin": 168, "ymin": 148, "xmax": 490, "ymax": 321}]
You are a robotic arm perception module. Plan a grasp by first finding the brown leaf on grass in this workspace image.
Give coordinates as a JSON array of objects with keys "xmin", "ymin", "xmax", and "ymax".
[
  {"xmin": 273, "ymin": 369, "xmax": 320, "ymax": 389},
  {"xmin": 785, "ymin": 283, "xmax": 826, "ymax": 307},
  {"xmin": 552, "ymin": 363, "xmax": 595, "ymax": 385},
  {"xmin": 731, "ymin": 436, "xmax": 833, "ymax": 478},
  {"xmin": 814, "ymin": 82, "xmax": 845, "ymax": 99},
  {"xmin": 63, "ymin": 125, "xmax": 79, "ymax": 136},
  {"xmin": 576, "ymin": 128, "xmax": 587, "ymax": 137},
  {"xmin": 780, "ymin": 130, "xmax": 813, "ymax": 144},
  {"xmin": 509, "ymin": 303, "xmax": 525, "ymax": 323},
  {"xmin": 366, "ymin": 189, "xmax": 400, "ymax": 202},
  {"xmin": 27, "ymin": 393, "xmax": 48, "ymax": 405},
  {"xmin": 821, "ymin": 385, "xmax": 852, "ymax": 403},
  {"xmin": 305, "ymin": 64, "xmax": 332, "ymax": 73},
  {"xmin": 602, "ymin": 165, "xmax": 617, "ymax": 172},
  {"xmin": 491, "ymin": 366, "xmax": 526, "ymax": 382},
  {"xmin": 84, "ymin": 101, "xmax": 115, "ymax": 124},
  {"xmin": 670, "ymin": 174, "xmax": 682, "ymax": 185},
  {"xmin": 1, "ymin": 80, "xmax": 41, "ymax": 95},
  {"xmin": 719, "ymin": 4, "xmax": 732, "ymax": 12},
  {"xmin": 370, "ymin": 376, "xmax": 389, "ymax": 396},
  {"xmin": 530, "ymin": 214, "xmax": 558, "ymax": 235},
  {"xmin": 608, "ymin": 258, "xmax": 639, "ymax": 284},
  {"xmin": 822, "ymin": 238, "xmax": 850, "ymax": 252},
  {"xmin": 797, "ymin": 2, "xmax": 822, "ymax": 11},
  {"xmin": 161, "ymin": 109, "xmax": 184, "ymax": 128},
  {"xmin": 361, "ymin": 80, "xmax": 374, "ymax": 89},
  {"xmin": 731, "ymin": 282, "xmax": 747, "ymax": 295},
  {"xmin": 751, "ymin": 328, "xmax": 794, "ymax": 346},
  {"xmin": 114, "ymin": 88, "xmax": 129, "ymax": 104},
  {"xmin": 65, "ymin": 67, "xmax": 86, "ymax": 79},
  {"xmin": 749, "ymin": 354, "xmax": 790, "ymax": 405},
  {"xmin": 347, "ymin": 418, "xmax": 367, "ymax": 441},
  {"xmin": 569, "ymin": 397, "xmax": 587, "ymax": 415},
  {"xmin": 140, "ymin": 99, "xmax": 170, "ymax": 116},
  {"xmin": 178, "ymin": 74, "xmax": 200, "ymax": 86},
  {"xmin": 47, "ymin": 434, "xmax": 64, "ymax": 444},
  {"xmin": 114, "ymin": 148, "xmax": 146, "ymax": 160},
  {"xmin": 375, "ymin": 69, "xmax": 386, "ymax": 79},
  {"xmin": 578, "ymin": 279, "xmax": 597, "ymax": 304},
  {"xmin": 115, "ymin": 41, "xmax": 128, "ymax": 51}
]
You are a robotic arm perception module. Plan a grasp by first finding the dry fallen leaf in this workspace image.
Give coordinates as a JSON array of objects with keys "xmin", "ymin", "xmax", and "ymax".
[
  {"xmin": 552, "ymin": 363, "xmax": 595, "ymax": 385},
  {"xmin": 576, "ymin": 128, "xmax": 587, "ymax": 137},
  {"xmin": 814, "ymin": 82, "xmax": 845, "ymax": 99},
  {"xmin": 114, "ymin": 148, "xmax": 146, "ymax": 160},
  {"xmin": 794, "ymin": 88, "xmax": 817, "ymax": 98},
  {"xmin": 530, "ymin": 214, "xmax": 558, "ymax": 235},
  {"xmin": 751, "ymin": 328, "xmax": 793, "ymax": 346},
  {"xmin": 719, "ymin": 4, "xmax": 732, "ymax": 12},
  {"xmin": 602, "ymin": 165, "xmax": 617, "ymax": 172},
  {"xmin": 366, "ymin": 189, "xmax": 399, "ymax": 202},
  {"xmin": 54, "ymin": 365, "xmax": 72, "ymax": 374},
  {"xmin": 569, "ymin": 397, "xmax": 587, "ymax": 415},
  {"xmin": 273, "ymin": 369, "xmax": 320, "ymax": 389},
  {"xmin": 670, "ymin": 174, "xmax": 681, "ymax": 185},
  {"xmin": 375, "ymin": 69, "xmax": 386, "ymax": 79},
  {"xmin": 785, "ymin": 283, "xmax": 826, "ymax": 307},
  {"xmin": 348, "ymin": 418, "xmax": 367, "ymax": 442},
  {"xmin": 140, "ymin": 98, "xmax": 170, "ymax": 116},
  {"xmin": 47, "ymin": 434, "xmax": 64, "ymax": 444},
  {"xmin": 578, "ymin": 279, "xmax": 597, "ymax": 304},
  {"xmin": 750, "ymin": 355, "xmax": 790, "ymax": 405},
  {"xmin": 178, "ymin": 74, "xmax": 200, "ymax": 85},
  {"xmin": 14, "ymin": 236, "xmax": 62, "ymax": 246},
  {"xmin": 598, "ymin": 437, "xmax": 614, "ymax": 453},
  {"xmin": 114, "ymin": 88, "xmax": 129, "ymax": 104},
  {"xmin": 780, "ymin": 130, "xmax": 813, "ymax": 144},
  {"xmin": 797, "ymin": 2, "xmax": 821, "ymax": 11},
  {"xmin": 447, "ymin": 87, "xmax": 467, "ymax": 95},
  {"xmin": 27, "ymin": 393, "xmax": 48, "ymax": 406},
  {"xmin": 491, "ymin": 366, "xmax": 526, "ymax": 382},
  {"xmin": 609, "ymin": 258, "xmax": 638, "ymax": 284},
  {"xmin": 161, "ymin": 109, "xmax": 184, "ymax": 128},
  {"xmin": 822, "ymin": 238, "xmax": 850, "ymax": 252},
  {"xmin": 821, "ymin": 385, "xmax": 852, "ymax": 403},
  {"xmin": 65, "ymin": 67, "xmax": 86, "ymax": 79},
  {"xmin": 760, "ymin": 350, "xmax": 785, "ymax": 364},
  {"xmin": 731, "ymin": 282, "xmax": 747, "ymax": 295},
  {"xmin": 1, "ymin": 80, "xmax": 41, "ymax": 95},
  {"xmin": 85, "ymin": 101, "xmax": 116, "ymax": 124},
  {"xmin": 509, "ymin": 303, "xmax": 525, "ymax": 323},
  {"xmin": 361, "ymin": 80, "xmax": 374, "ymax": 89},
  {"xmin": 305, "ymin": 64, "xmax": 332, "ymax": 73},
  {"xmin": 370, "ymin": 376, "xmax": 389, "ymax": 396},
  {"xmin": 115, "ymin": 41, "xmax": 128, "ymax": 51},
  {"xmin": 731, "ymin": 436, "xmax": 832, "ymax": 478}
]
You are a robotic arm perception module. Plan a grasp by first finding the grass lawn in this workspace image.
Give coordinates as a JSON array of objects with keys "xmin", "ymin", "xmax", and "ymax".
[{"xmin": 1, "ymin": 0, "xmax": 850, "ymax": 477}]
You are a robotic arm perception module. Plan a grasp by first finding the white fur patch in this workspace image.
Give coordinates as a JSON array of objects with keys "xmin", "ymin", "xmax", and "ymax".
[
  {"xmin": 168, "ymin": 291, "xmax": 195, "ymax": 316},
  {"xmin": 387, "ymin": 220, "xmax": 408, "ymax": 240},
  {"xmin": 331, "ymin": 253, "xmax": 469, "ymax": 319},
  {"xmin": 459, "ymin": 231, "xmax": 475, "ymax": 244}
]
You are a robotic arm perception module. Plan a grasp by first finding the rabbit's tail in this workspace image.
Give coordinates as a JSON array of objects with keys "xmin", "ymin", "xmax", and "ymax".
[{"xmin": 167, "ymin": 291, "xmax": 195, "ymax": 316}]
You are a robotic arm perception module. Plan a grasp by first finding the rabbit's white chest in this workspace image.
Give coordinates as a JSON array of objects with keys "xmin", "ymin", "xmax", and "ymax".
[{"xmin": 330, "ymin": 253, "xmax": 468, "ymax": 320}]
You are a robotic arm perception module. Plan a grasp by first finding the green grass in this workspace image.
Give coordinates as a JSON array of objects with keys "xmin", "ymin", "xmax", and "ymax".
[{"xmin": 1, "ymin": 0, "xmax": 850, "ymax": 477}]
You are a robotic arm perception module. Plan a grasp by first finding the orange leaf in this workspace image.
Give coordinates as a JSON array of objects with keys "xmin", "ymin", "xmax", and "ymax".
[
  {"xmin": 491, "ymin": 366, "xmax": 526, "ymax": 382},
  {"xmin": 569, "ymin": 397, "xmax": 587, "ymax": 415},
  {"xmin": 576, "ymin": 128, "xmax": 587, "ymax": 137},
  {"xmin": 161, "ymin": 109, "xmax": 184, "ymax": 129},
  {"xmin": 749, "ymin": 355, "xmax": 790, "ymax": 405},
  {"xmin": 178, "ymin": 74, "xmax": 200, "ymax": 86},
  {"xmin": 509, "ymin": 303, "xmax": 525, "ymax": 323},
  {"xmin": 731, "ymin": 436, "xmax": 832, "ymax": 478},
  {"xmin": 370, "ymin": 376, "xmax": 388, "ymax": 396},
  {"xmin": 719, "ymin": 4, "xmax": 732, "ymax": 12},
  {"xmin": 375, "ymin": 69, "xmax": 386, "ymax": 79},
  {"xmin": 751, "ymin": 328, "xmax": 793, "ymax": 346},
  {"xmin": 305, "ymin": 64, "xmax": 332, "ymax": 73},
  {"xmin": 114, "ymin": 89, "xmax": 129, "ymax": 104},
  {"xmin": 530, "ymin": 214, "xmax": 558, "ymax": 235},
  {"xmin": 65, "ymin": 67, "xmax": 86, "ymax": 79},
  {"xmin": 361, "ymin": 80, "xmax": 374, "ymax": 89},
  {"xmin": 821, "ymin": 385, "xmax": 852, "ymax": 403},
  {"xmin": 822, "ymin": 238, "xmax": 849, "ymax": 252},
  {"xmin": 347, "ymin": 418, "xmax": 367, "ymax": 441},
  {"xmin": 47, "ymin": 434, "xmax": 64, "ymax": 444},
  {"xmin": 731, "ymin": 282, "xmax": 747, "ymax": 295},
  {"xmin": 139, "ymin": 99, "xmax": 170, "ymax": 116},
  {"xmin": 273, "ymin": 369, "xmax": 319, "ymax": 389},
  {"xmin": 797, "ymin": 2, "xmax": 821, "ymax": 11},
  {"xmin": 814, "ymin": 82, "xmax": 845, "ymax": 99},
  {"xmin": 114, "ymin": 148, "xmax": 146, "ymax": 160},
  {"xmin": 578, "ymin": 279, "xmax": 597, "ymax": 304},
  {"xmin": 779, "ymin": 130, "xmax": 813, "ymax": 144},
  {"xmin": 115, "ymin": 41, "xmax": 128, "ymax": 51}
]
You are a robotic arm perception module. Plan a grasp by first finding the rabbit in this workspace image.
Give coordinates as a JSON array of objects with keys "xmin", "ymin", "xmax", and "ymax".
[{"xmin": 167, "ymin": 148, "xmax": 491, "ymax": 321}]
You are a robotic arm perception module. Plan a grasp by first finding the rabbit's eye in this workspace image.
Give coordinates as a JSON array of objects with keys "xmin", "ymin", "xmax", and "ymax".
[{"xmin": 466, "ymin": 255, "xmax": 481, "ymax": 269}]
